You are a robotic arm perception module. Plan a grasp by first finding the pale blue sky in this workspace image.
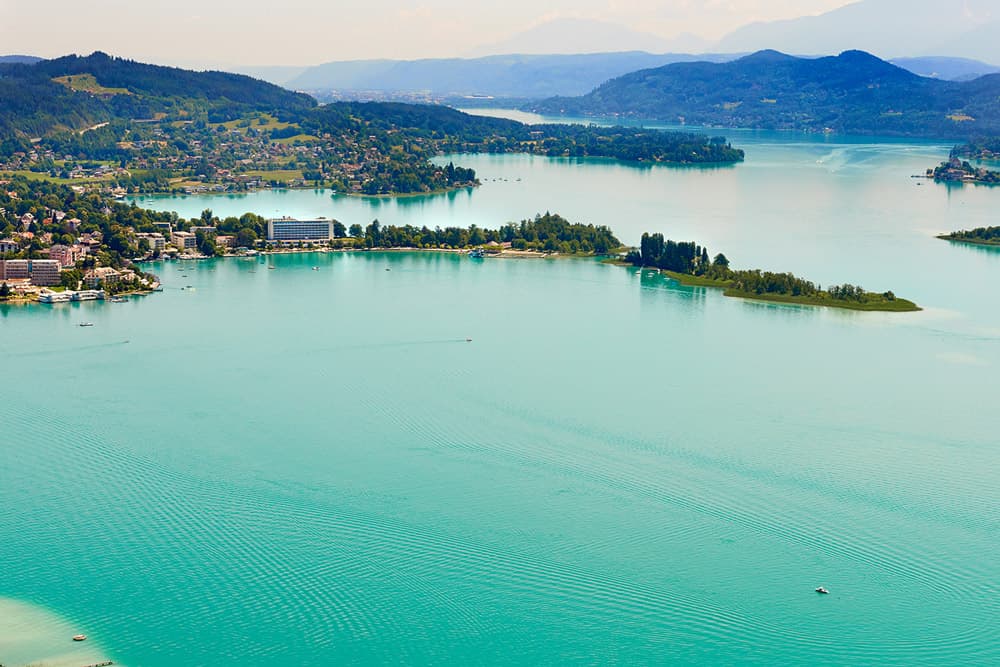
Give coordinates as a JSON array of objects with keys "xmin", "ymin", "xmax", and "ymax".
[{"xmin": 2, "ymin": 0, "xmax": 853, "ymax": 66}]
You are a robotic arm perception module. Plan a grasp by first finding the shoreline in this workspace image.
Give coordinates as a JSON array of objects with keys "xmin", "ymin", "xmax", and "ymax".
[{"xmin": 936, "ymin": 235, "xmax": 1000, "ymax": 248}]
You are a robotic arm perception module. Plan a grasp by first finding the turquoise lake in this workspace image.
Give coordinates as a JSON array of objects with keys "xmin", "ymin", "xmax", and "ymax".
[{"xmin": 2, "ymin": 125, "xmax": 999, "ymax": 665}]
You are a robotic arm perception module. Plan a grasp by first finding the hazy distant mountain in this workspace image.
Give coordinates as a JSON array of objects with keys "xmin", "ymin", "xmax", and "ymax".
[
  {"xmin": 0, "ymin": 55, "xmax": 42, "ymax": 64},
  {"xmin": 715, "ymin": 0, "xmax": 998, "ymax": 61},
  {"xmin": 530, "ymin": 50, "xmax": 1000, "ymax": 139},
  {"xmin": 932, "ymin": 20, "xmax": 1000, "ymax": 64},
  {"xmin": 891, "ymin": 57, "xmax": 1000, "ymax": 81},
  {"xmin": 227, "ymin": 65, "xmax": 309, "ymax": 87},
  {"xmin": 468, "ymin": 18, "xmax": 700, "ymax": 57},
  {"xmin": 286, "ymin": 52, "xmax": 738, "ymax": 98}
]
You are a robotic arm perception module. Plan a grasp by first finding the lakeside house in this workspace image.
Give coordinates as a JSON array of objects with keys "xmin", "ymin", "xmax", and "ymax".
[
  {"xmin": 84, "ymin": 266, "xmax": 122, "ymax": 288},
  {"xmin": 171, "ymin": 231, "xmax": 197, "ymax": 250},
  {"xmin": 137, "ymin": 232, "xmax": 167, "ymax": 252}
]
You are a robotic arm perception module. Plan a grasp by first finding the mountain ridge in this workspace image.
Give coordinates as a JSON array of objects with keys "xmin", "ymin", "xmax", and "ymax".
[{"xmin": 529, "ymin": 50, "xmax": 1000, "ymax": 139}]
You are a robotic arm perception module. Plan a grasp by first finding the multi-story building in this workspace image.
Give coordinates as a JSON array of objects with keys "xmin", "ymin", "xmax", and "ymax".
[
  {"xmin": 84, "ymin": 266, "xmax": 121, "ymax": 288},
  {"xmin": 171, "ymin": 231, "xmax": 197, "ymax": 250},
  {"xmin": 267, "ymin": 217, "xmax": 334, "ymax": 242},
  {"xmin": 137, "ymin": 233, "xmax": 167, "ymax": 252},
  {"xmin": 0, "ymin": 259, "xmax": 29, "ymax": 280},
  {"xmin": 27, "ymin": 259, "xmax": 62, "ymax": 286},
  {"xmin": 0, "ymin": 259, "xmax": 61, "ymax": 285},
  {"xmin": 0, "ymin": 238, "xmax": 18, "ymax": 254},
  {"xmin": 48, "ymin": 244, "xmax": 86, "ymax": 268}
]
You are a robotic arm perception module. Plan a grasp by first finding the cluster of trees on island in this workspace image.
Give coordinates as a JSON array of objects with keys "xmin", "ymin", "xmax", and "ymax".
[{"xmin": 625, "ymin": 232, "xmax": 914, "ymax": 310}]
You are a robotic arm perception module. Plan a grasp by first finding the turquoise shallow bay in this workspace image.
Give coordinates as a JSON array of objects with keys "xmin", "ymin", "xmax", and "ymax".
[{"xmin": 2, "ymin": 127, "xmax": 999, "ymax": 665}]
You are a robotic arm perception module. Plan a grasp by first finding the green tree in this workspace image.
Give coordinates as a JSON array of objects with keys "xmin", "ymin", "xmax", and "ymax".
[{"xmin": 236, "ymin": 227, "xmax": 257, "ymax": 247}]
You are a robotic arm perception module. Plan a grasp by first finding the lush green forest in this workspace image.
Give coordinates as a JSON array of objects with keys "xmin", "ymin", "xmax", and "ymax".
[
  {"xmin": 624, "ymin": 232, "xmax": 918, "ymax": 311},
  {"xmin": 938, "ymin": 225, "xmax": 1000, "ymax": 246},
  {"xmin": 530, "ymin": 50, "xmax": 1000, "ymax": 139},
  {"xmin": 345, "ymin": 212, "xmax": 620, "ymax": 253}
]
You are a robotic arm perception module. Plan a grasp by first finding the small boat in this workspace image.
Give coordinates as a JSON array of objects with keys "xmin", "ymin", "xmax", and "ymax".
[
  {"xmin": 72, "ymin": 634, "xmax": 87, "ymax": 641},
  {"xmin": 466, "ymin": 338, "xmax": 473, "ymax": 342},
  {"xmin": 79, "ymin": 322, "xmax": 94, "ymax": 327},
  {"xmin": 385, "ymin": 268, "xmax": 391, "ymax": 271},
  {"xmin": 815, "ymin": 587, "xmax": 830, "ymax": 595},
  {"xmin": 312, "ymin": 266, "xmax": 320, "ymax": 271},
  {"xmin": 468, "ymin": 249, "xmax": 485, "ymax": 259}
]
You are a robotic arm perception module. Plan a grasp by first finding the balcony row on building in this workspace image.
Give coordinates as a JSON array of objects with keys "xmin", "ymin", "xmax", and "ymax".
[
  {"xmin": 0, "ymin": 259, "xmax": 62, "ymax": 285},
  {"xmin": 267, "ymin": 217, "xmax": 334, "ymax": 243}
]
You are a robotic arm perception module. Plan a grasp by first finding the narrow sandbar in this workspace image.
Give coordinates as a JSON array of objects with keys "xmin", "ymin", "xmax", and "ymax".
[{"xmin": 0, "ymin": 598, "xmax": 116, "ymax": 667}]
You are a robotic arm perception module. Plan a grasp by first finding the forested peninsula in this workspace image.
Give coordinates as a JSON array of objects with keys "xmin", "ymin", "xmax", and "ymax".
[
  {"xmin": 928, "ymin": 139, "xmax": 1000, "ymax": 184},
  {"xmin": 623, "ymin": 233, "xmax": 919, "ymax": 312},
  {"xmin": 937, "ymin": 225, "xmax": 1000, "ymax": 247},
  {"xmin": 0, "ymin": 53, "xmax": 743, "ymax": 198}
]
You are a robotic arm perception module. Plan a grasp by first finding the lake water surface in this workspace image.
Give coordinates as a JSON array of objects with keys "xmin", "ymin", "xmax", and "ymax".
[{"xmin": 2, "ymin": 125, "xmax": 999, "ymax": 665}]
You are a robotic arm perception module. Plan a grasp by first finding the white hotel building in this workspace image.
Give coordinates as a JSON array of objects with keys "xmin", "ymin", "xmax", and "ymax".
[{"xmin": 267, "ymin": 217, "xmax": 334, "ymax": 243}]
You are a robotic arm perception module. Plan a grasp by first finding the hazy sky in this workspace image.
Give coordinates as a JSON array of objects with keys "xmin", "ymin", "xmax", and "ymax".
[{"xmin": 3, "ymin": 0, "xmax": 855, "ymax": 66}]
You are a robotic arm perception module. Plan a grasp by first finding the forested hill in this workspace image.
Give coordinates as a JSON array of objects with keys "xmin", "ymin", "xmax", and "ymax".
[
  {"xmin": 530, "ymin": 50, "xmax": 1000, "ymax": 139},
  {"xmin": 304, "ymin": 102, "xmax": 744, "ymax": 163},
  {"xmin": 0, "ymin": 52, "xmax": 316, "ymax": 141}
]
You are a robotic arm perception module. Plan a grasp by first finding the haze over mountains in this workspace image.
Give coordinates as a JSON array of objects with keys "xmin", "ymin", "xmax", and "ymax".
[
  {"xmin": 229, "ymin": 0, "xmax": 1000, "ymax": 97},
  {"xmin": 715, "ymin": 0, "xmax": 997, "ymax": 62},
  {"xmin": 466, "ymin": 18, "xmax": 709, "ymax": 58},
  {"xmin": 282, "ymin": 53, "xmax": 735, "ymax": 98}
]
